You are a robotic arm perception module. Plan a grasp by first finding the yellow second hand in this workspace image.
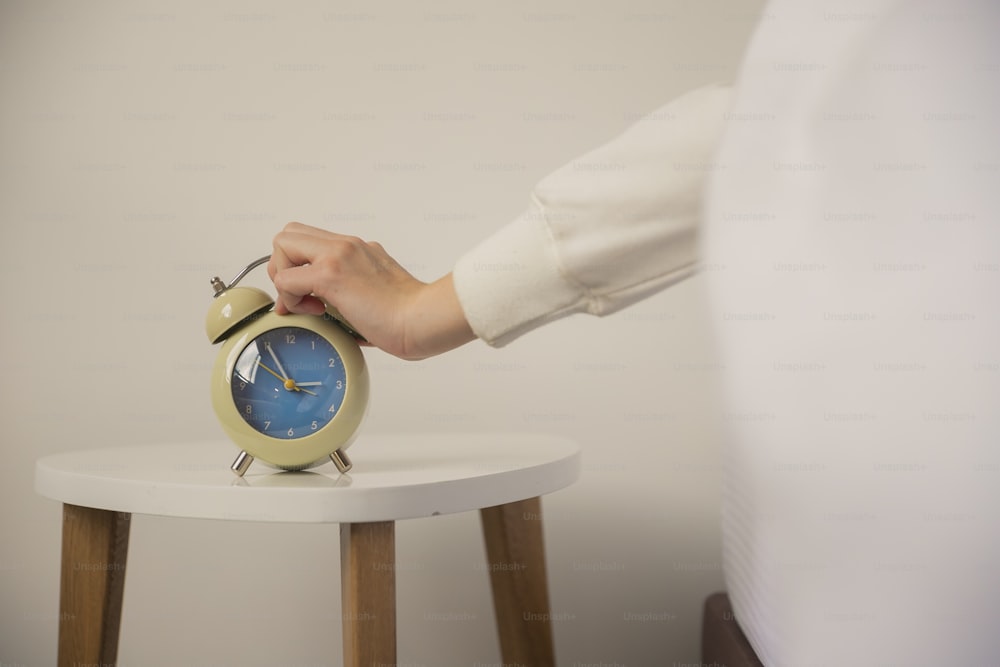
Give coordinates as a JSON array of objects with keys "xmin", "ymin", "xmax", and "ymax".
[{"xmin": 256, "ymin": 360, "xmax": 287, "ymax": 383}]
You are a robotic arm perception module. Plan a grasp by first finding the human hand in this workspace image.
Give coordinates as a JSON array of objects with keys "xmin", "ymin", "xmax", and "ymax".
[{"xmin": 269, "ymin": 222, "xmax": 475, "ymax": 360}]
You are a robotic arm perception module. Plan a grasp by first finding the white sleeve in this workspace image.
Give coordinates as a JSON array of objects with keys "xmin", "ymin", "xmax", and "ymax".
[{"xmin": 452, "ymin": 84, "xmax": 733, "ymax": 347}]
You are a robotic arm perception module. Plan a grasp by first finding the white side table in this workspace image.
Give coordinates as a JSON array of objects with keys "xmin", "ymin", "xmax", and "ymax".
[{"xmin": 35, "ymin": 434, "xmax": 581, "ymax": 667}]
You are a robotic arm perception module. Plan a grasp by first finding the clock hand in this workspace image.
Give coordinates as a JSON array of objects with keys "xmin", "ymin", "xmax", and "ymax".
[
  {"xmin": 255, "ymin": 360, "xmax": 319, "ymax": 396},
  {"xmin": 264, "ymin": 341, "xmax": 292, "ymax": 380},
  {"xmin": 294, "ymin": 381, "xmax": 323, "ymax": 387},
  {"xmin": 256, "ymin": 360, "xmax": 298, "ymax": 391},
  {"xmin": 255, "ymin": 359, "xmax": 289, "ymax": 384},
  {"xmin": 261, "ymin": 342, "xmax": 319, "ymax": 395}
]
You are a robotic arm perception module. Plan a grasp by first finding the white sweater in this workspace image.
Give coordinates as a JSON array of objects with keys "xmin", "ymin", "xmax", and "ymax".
[
  {"xmin": 453, "ymin": 0, "xmax": 1000, "ymax": 665},
  {"xmin": 453, "ymin": 83, "xmax": 732, "ymax": 347}
]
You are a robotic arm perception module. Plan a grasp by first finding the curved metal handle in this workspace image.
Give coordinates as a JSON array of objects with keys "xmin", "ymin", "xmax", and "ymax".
[{"xmin": 210, "ymin": 255, "xmax": 271, "ymax": 296}]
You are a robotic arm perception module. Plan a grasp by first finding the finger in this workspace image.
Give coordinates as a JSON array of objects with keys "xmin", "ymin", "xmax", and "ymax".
[
  {"xmin": 271, "ymin": 229, "xmax": 350, "ymax": 315},
  {"xmin": 274, "ymin": 295, "xmax": 321, "ymax": 316},
  {"xmin": 270, "ymin": 228, "xmax": 311, "ymax": 280},
  {"xmin": 270, "ymin": 222, "xmax": 334, "ymax": 279},
  {"xmin": 272, "ymin": 263, "xmax": 330, "ymax": 315},
  {"xmin": 273, "ymin": 229, "xmax": 364, "ymax": 270},
  {"xmin": 270, "ymin": 222, "xmax": 303, "ymax": 278},
  {"xmin": 282, "ymin": 221, "xmax": 327, "ymax": 236},
  {"xmin": 286, "ymin": 295, "xmax": 326, "ymax": 315},
  {"xmin": 274, "ymin": 289, "xmax": 326, "ymax": 316}
]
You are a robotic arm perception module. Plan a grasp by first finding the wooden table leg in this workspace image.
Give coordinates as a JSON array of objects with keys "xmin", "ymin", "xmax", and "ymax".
[
  {"xmin": 480, "ymin": 496, "xmax": 556, "ymax": 667},
  {"xmin": 58, "ymin": 504, "xmax": 131, "ymax": 667},
  {"xmin": 340, "ymin": 521, "xmax": 396, "ymax": 667}
]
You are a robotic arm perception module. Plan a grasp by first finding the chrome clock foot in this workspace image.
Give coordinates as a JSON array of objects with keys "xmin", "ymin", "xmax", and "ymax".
[
  {"xmin": 330, "ymin": 448, "xmax": 352, "ymax": 474},
  {"xmin": 231, "ymin": 450, "xmax": 254, "ymax": 477}
]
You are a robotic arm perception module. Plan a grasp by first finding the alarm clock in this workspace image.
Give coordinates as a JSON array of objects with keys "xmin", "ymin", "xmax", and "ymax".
[{"xmin": 206, "ymin": 255, "xmax": 369, "ymax": 477}]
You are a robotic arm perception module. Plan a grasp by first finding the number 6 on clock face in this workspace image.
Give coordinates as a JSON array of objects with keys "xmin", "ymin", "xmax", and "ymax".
[{"xmin": 230, "ymin": 326, "xmax": 347, "ymax": 440}]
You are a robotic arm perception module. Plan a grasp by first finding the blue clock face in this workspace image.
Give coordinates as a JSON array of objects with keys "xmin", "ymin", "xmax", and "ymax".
[{"xmin": 231, "ymin": 326, "xmax": 347, "ymax": 439}]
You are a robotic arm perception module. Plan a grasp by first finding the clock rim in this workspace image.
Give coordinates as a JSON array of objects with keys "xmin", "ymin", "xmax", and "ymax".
[{"xmin": 210, "ymin": 312, "xmax": 369, "ymax": 470}]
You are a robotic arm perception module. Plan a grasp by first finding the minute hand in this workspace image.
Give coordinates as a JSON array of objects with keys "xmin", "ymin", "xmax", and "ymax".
[{"xmin": 264, "ymin": 342, "xmax": 291, "ymax": 380}]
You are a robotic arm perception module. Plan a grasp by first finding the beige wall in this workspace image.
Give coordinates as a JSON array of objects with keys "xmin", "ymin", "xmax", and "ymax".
[{"xmin": 0, "ymin": 1, "xmax": 763, "ymax": 664}]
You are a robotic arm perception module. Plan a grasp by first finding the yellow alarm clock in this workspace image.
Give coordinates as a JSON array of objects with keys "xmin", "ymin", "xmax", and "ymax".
[{"xmin": 206, "ymin": 256, "xmax": 369, "ymax": 476}]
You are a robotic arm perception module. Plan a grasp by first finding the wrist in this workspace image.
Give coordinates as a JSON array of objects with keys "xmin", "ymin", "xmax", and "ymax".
[{"xmin": 400, "ymin": 273, "xmax": 476, "ymax": 360}]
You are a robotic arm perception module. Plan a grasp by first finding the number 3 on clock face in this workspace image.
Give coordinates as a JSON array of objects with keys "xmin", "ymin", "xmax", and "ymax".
[{"xmin": 230, "ymin": 326, "xmax": 347, "ymax": 439}]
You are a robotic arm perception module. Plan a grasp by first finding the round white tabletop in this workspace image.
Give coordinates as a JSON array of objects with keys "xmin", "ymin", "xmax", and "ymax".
[{"xmin": 35, "ymin": 434, "xmax": 581, "ymax": 523}]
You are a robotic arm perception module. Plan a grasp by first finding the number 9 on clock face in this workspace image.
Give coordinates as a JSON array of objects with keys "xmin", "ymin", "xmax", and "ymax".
[{"xmin": 230, "ymin": 326, "xmax": 347, "ymax": 439}]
